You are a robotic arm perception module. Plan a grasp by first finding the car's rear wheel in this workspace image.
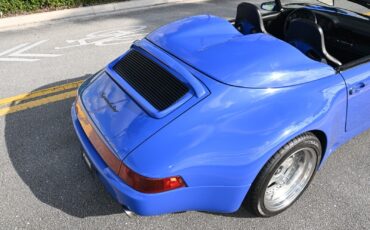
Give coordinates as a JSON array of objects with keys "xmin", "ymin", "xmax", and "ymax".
[{"xmin": 246, "ymin": 132, "xmax": 322, "ymax": 217}]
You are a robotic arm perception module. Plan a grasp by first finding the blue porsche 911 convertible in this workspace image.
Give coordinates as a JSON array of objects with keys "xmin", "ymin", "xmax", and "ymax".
[{"xmin": 71, "ymin": 0, "xmax": 370, "ymax": 217}]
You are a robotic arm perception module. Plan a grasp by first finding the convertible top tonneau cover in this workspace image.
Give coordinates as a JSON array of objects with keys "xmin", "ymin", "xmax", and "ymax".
[{"xmin": 147, "ymin": 15, "xmax": 336, "ymax": 88}]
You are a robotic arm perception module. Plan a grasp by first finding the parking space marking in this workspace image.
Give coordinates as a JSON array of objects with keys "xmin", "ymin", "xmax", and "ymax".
[
  {"xmin": 0, "ymin": 43, "xmax": 29, "ymax": 56},
  {"xmin": 0, "ymin": 80, "xmax": 83, "ymax": 116},
  {"xmin": 0, "ymin": 40, "xmax": 62, "ymax": 62},
  {"xmin": 55, "ymin": 26, "xmax": 147, "ymax": 50},
  {"xmin": 1, "ymin": 27, "xmax": 146, "ymax": 63}
]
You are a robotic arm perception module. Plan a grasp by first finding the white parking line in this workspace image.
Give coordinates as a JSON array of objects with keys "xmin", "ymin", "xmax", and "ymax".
[
  {"xmin": 55, "ymin": 26, "xmax": 147, "ymax": 49},
  {"xmin": 0, "ymin": 27, "xmax": 147, "ymax": 62},
  {"xmin": 0, "ymin": 43, "xmax": 29, "ymax": 56},
  {"xmin": 0, "ymin": 40, "xmax": 62, "ymax": 62}
]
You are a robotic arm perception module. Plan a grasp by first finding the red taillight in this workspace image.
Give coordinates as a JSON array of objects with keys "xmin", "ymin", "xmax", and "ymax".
[
  {"xmin": 76, "ymin": 98, "xmax": 186, "ymax": 193},
  {"xmin": 118, "ymin": 163, "xmax": 186, "ymax": 193}
]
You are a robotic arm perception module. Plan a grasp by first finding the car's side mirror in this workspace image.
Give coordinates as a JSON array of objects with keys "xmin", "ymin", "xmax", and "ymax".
[{"xmin": 261, "ymin": 1, "xmax": 277, "ymax": 11}]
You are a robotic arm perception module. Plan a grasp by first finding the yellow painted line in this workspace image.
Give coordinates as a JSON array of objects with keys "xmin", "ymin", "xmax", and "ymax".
[
  {"xmin": 0, "ymin": 80, "xmax": 84, "ymax": 106},
  {"xmin": 0, "ymin": 90, "xmax": 77, "ymax": 116},
  {"xmin": 366, "ymin": 12, "xmax": 370, "ymax": 16}
]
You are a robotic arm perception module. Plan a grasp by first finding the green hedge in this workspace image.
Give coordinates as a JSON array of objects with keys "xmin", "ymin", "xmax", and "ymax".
[{"xmin": 0, "ymin": 0, "xmax": 121, "ymax": 16}]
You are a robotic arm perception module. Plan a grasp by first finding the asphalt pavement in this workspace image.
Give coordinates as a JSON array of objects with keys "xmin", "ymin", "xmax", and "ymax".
[{"xmin": 0, "ymin": 0, "xmax": 369, "ymax": 229}]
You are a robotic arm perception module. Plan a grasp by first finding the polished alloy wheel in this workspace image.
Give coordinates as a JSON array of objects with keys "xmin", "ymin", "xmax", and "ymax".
[{"xmin": 263, "ymin": 147, "xmax": 317, "ymax": 212}]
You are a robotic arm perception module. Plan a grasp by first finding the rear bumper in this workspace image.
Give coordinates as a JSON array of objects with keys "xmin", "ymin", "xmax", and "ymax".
[{"xmin": 71, "ymin": 103, "xmax": 249, "ymax": 216}]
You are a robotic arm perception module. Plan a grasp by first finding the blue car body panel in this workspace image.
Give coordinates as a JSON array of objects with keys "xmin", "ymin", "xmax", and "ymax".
[
  {"xmin": 71, "ymin": 13, "xmax": 370, "ymax": 215},
  {"xmin": 72, "ymin": 104, "xmax": 249, "ymax": 215},
  {"xmin": 124, "ymin": 73, "xmax": 347, "ymax": 186},
  {"xmin": 340, "ymin": 63, "xmax": 370, "ymax": 132},
  {"xmin": 147, "ymin": 15, "xmax": 335, "ymax": 88}
]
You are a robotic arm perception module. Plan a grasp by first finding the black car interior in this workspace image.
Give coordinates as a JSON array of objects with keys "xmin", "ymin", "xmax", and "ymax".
[
  {"xmin": 233, "ymin": 2, "xmax": 370, "ymax": 68},
  {"xmin": 235, "ymin": 2, "xmax": 267, "ymax": 34},
  {"xmin": 285, "ymin": 18, "xmax": 342, "ymax": 66}
]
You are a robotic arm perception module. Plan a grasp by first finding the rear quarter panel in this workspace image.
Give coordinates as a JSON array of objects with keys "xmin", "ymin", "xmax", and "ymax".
[{"xmin": 124, "ymin": 72, "xmax": 347, "ymax": 189}]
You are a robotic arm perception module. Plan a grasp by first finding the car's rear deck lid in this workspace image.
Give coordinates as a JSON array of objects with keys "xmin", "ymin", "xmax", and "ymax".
[{"xmin": 79, "ymin": 43, "xmax": 209, "ymax": 160}]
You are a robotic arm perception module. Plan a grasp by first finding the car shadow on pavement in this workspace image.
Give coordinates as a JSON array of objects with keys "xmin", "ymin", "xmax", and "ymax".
[
  {"xmin": 4, "ymin": 75, "xmax": 123, "ymax": 218},
  {"xmin": 202, "ymin": 208, "xmax": 256, "ymax": 219}
]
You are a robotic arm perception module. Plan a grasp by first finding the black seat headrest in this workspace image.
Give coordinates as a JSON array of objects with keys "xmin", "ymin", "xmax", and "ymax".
[{"xmin": 235, "ymin": 2, "xmax": 267, "ymax": 34}]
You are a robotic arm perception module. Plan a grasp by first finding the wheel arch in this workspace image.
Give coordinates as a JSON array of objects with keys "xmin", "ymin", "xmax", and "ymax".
[
  {"xmin": 309, "ymin": 129, "xmax": 328, "ymax": 164},
  {"xmin": 244, "ymin": 129, "xmax": 328, "ymax": 213}
]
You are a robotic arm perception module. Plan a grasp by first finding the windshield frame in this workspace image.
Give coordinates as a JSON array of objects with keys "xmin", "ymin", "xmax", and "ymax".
[{"xmin": 274, "ymin": 0, "xmax": 370, "ymax": 17}]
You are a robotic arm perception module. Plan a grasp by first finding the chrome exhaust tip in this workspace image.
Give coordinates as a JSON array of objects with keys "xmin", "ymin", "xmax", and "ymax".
[{"xmin": 123, "ymin": 206, "xmax": 136, "ymax": 217}]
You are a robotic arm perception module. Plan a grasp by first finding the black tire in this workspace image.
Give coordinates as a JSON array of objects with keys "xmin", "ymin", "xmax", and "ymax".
[{"xmin": 246, "ymin": 132, "xmax": 322, "ymax": 217}]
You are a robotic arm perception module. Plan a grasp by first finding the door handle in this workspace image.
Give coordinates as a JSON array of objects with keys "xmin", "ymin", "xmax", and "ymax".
[{"xmin": 349, "ymin": 82, "xmax": 366, "ymax": 95}]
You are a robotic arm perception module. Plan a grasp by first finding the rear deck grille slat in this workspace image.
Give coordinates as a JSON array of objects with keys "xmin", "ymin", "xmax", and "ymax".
[{"xmin": 113, "ymin": 50, "xmax": 189, "ymax": 111}]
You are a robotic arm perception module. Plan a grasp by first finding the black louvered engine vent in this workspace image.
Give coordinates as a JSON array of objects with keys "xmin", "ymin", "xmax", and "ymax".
[{"xmin": 113, "ymin": 50, "xmax": 189, "ymax": 111}]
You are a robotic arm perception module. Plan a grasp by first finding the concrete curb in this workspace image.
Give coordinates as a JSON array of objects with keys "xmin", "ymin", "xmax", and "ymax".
[{"xmin": 0, "ymin": 0, "xmax": 205, "ymax": 30}]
